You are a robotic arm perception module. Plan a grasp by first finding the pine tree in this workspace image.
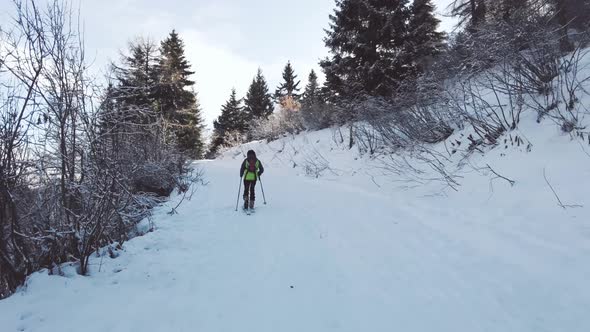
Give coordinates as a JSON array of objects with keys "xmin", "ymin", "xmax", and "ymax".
[
  {"xmin": 156, "ymin": 30, "xmax": 205, "ymax": 159},
  {"xmin": 208, "ymin": 88, "xmax": 247, "ymax": 156},
  {"xmin": 244, "ymin": 68, "xmax": 274, "ymax": 121},
  {"xmin": 97, "ymin": 83, "xmax": 118, "ymax": 134},
  {"xmin": 274, "ymin": 61, "xmax": 301, "ymax": 102},
  {"xmin": 302, "ymin": 69, "xmax": 320, "ymax": 104},
  {"xmin": 486, "ymin": 0, "xmax": 530, "ymax": 23},
  {"xmin": 159, "ymin": 30, "xmax": 195, "ymax": 87},
  {"xmin": 228, "ymin": 88, "xmax": 248, "ymax": 133},
  {"xmin": 113, "ymin": 38, "xmax": 160, "ymax": 107},
  {"xmin": 107, "ymin": 38, "xmax": 160, "ymax": 147},
  {"xmin": 407, "ymin": 0, "xmax": 446, "ymax": 75},
  {"xmin": 546, "ymin": 0, "xmax": 590, "ymax": 51},
  {"xmin": 215, "ymin": 88, "xmax": 246, "ymax": 136},
  {"xmin": 321, "ymin": 0, "xmax": 410, "ymax": 100},
  {"xmin": 565, "ymin": 0, "xmax": 590, "ymax": 30},
  {"xmin": 301, "ymin": 69, "xmax": 331, "ymax": 129},
  {"xmin": 173, "ymin": 91, "xmax": 206, "ymax": 159},
  {"xmin": 449, "ymin": 0, "xmax": 487, "ymax": 30}
]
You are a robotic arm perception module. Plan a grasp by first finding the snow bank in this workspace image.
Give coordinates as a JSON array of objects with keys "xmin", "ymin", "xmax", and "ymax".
[{"xmin": 3, "ymin": 51, "xmax": 590, "ymax": 332}]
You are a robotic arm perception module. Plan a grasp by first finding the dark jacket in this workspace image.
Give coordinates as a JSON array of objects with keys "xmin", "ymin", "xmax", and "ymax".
[{"xmin": 240, "ymin": 151, "xmax": 264, "ymax": 180}]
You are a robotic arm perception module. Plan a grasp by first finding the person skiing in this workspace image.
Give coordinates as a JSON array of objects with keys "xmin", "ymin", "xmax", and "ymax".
[{"xmin": 240, "ymin": 150, "xmax": 264, "ymax": 210}]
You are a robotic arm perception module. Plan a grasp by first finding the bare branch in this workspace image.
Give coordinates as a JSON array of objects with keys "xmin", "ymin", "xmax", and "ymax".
[{"xmin": 543, "ymin": 168, "xmax": 583, "ymax": 209}]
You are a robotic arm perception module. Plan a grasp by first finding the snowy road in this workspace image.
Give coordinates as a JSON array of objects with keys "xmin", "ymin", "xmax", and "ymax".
[{"xmin": 1, "ymin": 152, "xmax": 590, "ymax": 332}]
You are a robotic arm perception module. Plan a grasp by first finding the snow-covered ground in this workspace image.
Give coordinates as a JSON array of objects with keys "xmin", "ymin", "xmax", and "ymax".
[{"xmin": 1, "ymin": 114, "xmax": 589, "ymax": 332}]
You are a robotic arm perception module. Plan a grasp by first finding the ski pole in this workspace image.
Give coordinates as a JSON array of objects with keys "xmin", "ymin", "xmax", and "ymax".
[
  {"xmin": 235, "ymin": 177, "xmax": 243, "ymax": 211},
  {"xmin": 259, "ymin": 176, "xmax": 267, "ymax": 205}
]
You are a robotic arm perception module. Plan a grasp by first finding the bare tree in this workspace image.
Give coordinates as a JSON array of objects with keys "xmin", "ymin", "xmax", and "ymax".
[
  {"xmin": 0, "ymin": 0, "xmax": 202, "ymax": 297},
  {"xmin": 0, "ymin": 0, "xmax": 49, "ymax": 297}
]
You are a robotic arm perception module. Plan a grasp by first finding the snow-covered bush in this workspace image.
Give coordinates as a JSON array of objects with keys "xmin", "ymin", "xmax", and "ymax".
[
  {"xmin": 300, "ymin": 100, "xmax": 334, "ymax": 130},
  {"xmin": 250, "ymin": 108, "xmax": 305, "ymax": 142},
  {"xmin": 355, "ymin": 90, "xmax": 455, "ymax": 153},
  {"xmin": 0, "ymin": 0, "xmax": 202, "ymax": 298},
  {"xmin": 132, "ymin": 162, "xmax": 178, "ymax": 196},
  {"xmin": 206, "ymin": 129, "xmax": 250, "ymax": 159},
  {"xmin": 302, "ymin": 148, "xmax": 335, "ymax": 178},
  {"xmin": 440, "ymin": 18, "xmax": 590, "ymax": 149},
  {"xmin": 528, "ymin": 46, "xmax": 590, "ymax": 133}
]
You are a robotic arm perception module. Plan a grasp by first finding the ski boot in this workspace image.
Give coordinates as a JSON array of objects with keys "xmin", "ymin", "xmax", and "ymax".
[{"xmin": 243, "ymin": 197, "xmax": 249, "ymax": 211}]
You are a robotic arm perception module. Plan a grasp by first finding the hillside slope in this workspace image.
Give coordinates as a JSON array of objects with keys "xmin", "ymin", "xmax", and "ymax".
[{"xmin": 1, "ymin": 119, "xmax": 589, "ymax": 332}]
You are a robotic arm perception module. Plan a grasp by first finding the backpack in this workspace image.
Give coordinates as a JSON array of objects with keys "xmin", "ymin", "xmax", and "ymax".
[
  {"xmin": 247, "ymin": 159, "xmax": 257, "ymax": 173},
  {"xmin": 243, "ymin": 158, "xmax": 259, "ymax": 180}
]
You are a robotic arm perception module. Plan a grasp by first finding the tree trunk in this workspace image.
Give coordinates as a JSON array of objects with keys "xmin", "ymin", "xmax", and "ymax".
[
  {"xmin": 555, "ymin": 0, "xmax": 574, "ymax": 52},
  {"xmin": 348, "ymin": 124, "xmax": 354, "ymax": 149}
]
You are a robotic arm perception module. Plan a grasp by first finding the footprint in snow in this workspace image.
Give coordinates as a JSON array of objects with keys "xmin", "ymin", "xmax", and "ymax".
[{"xmin": 19, "ymin": 311, "xmax": 32, "ymax": 320}]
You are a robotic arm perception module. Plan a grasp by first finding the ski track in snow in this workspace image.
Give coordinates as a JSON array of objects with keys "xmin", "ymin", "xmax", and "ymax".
[{"xmin": 1, "ymin": 128, "xmax": 590, "ymax": 332}]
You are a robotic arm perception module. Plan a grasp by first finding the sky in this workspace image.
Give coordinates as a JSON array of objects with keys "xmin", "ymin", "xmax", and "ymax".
[{"xmin": 0, "ymin": 0, "xmax": 457, "ymax": 131}]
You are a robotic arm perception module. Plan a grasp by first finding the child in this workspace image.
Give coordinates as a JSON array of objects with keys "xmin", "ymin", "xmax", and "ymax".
[{"xmin": 239, "ymin": 150, "xmax": 264, "ymax": 210}]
